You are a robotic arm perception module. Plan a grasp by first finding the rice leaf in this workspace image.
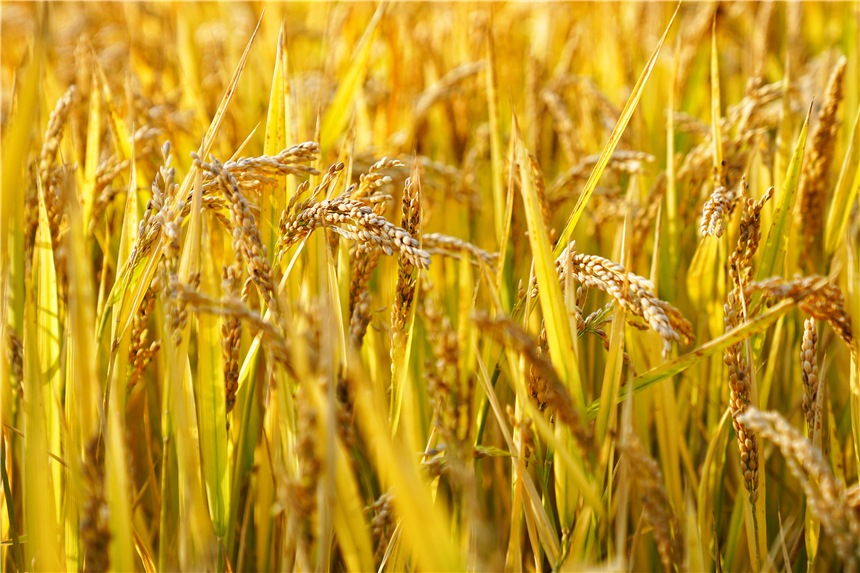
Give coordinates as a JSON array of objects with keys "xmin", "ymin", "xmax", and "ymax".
[
  {"xmin": 94, "ymin": 57, "xmax": 132, "ymax": 162},
  {"xmin": 485, "ymin": 14, "xmax": 505, "ymax": 244},
  {"xmin": 587, "ymin": 298, "xmax": 801, "ymax": 417},
  {"xmin": 824, "ymin": 108, "xmax": 860, "ymax": 261},
  {"xmin": 196, "ymin": 220, "xmax": 230, "ymax": 541},
  {"xmin": 65, "ymin": 168, "xmax": 103, "ymax": 448},
  {"xmin": 553, "ymin": 3, "xmax": 679, "ymax": 255},
  {"xmin": 660, "ymin": 37, "xmax": 680, "ymax": 301},
  {"xmin": 475, "ymin": 348, "xmax": 562, "ymax": 562},
  {"xmin": 711, "ymin": 15, "xmax": 723, "ymax": 170},
  {"xmin": 320, "ymin": 2, "xmax": 386, "ymax": 153},
  {"xmin": 23, "ymin": 305, "xmax": 62, "ymax": 571},
  {"xmin": 0, "ymin": 438, "xmax": 24, "ymax": 572},
  {"xmin": 495, "ymin": 129, "xmax": 517, "ymax": 313},
  {"xmin": 225, "ymin": 345, "xmax": 262, "ymax": 560},
  {"xmin": 134, "ymin": 524, "xmax": 158, "ymax": 573},
  {"xmin": 1, "ymin": 32, "xmax": 41, "ymax": 339},
  {"xmin": 594, "ymin": 214, "xmax": 629, "ymax": 446},
  {"xmin": 773, "ymin": 56, "xmax": 792, "ymax": 197},
  {"xmin": 805, "ymin": 337, "xmax": 825, "ymax": 568},
  {"xmin": 81, "ymin": 68, "xmax": 101, "ymax": 229},
  {"xmin": 756, "ymin": 102, "xmax": 812, "ymax": 281},
  {"xmin": 513, "ymin": 114, "xmax": 583, "ymax": 411},
  {"xmin": 167, "ymin": 163, "xmax": 216, "ymax": 568},
  {"xmin": 697, "ymin": 408, "xmax": 732, "ymax": 570},
  {"xmin": 306, "ymin": 380, "xmax": 375, "ymax": 573},
  {"xmin": 262, "ymin": 25, "xmax": 287, "ymax": 257},
  {"xmin": 848, "ymin": 236, "xmax": 860, "ymax": 470},
  {"xmin": 104, "ymin": 132, "xmax": 138, "ymax": 416},
  {"xmin": 35, "ymin": 184, "xmax": 62, "ymax": 522},
  {"xmin": 349, "ymin": 353, "xmax": 461, "ymax": 572},
  {"xmin": 685, "ymin": 487, "xmax": 706, "ymax": 573},
  {"xmin": 105, "ymin": 359, "xmax": 136, "ymax": 573},
  {"xmin": 176, "ymin": 5, "xmax": 209, "ymax": 133}
]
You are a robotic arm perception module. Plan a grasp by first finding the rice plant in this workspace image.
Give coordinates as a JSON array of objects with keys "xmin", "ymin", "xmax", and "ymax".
[{"xmin": 2, "ymin": 2, "xmax": 859, "ymax": 572}]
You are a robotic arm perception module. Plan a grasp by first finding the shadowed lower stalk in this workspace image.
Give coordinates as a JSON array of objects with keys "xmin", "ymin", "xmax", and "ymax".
[
  {"xmin": 80, "ymin": 438, "xmax": 110, "ymax": 572},
  {"xmin": 616, "ymin": 431, "xmax": 685, "ymax": 573}
]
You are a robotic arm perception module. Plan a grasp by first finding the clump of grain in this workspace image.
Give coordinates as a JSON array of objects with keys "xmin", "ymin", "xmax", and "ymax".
[
  {"xmin": 348, "ymin": 290, "xmax": 373, "ymax": 349},
  {"xmin": 221, "ymin": 263, "xmax": 242, "ymax": 414},
  {"xmin": 578, "ymin": 303, "xmax": 637, "ymax": 375},
  {"xmin": 542, "ymin": 88, "xmax": 579, "ymax": 163},
  {"xmin": 421, "ymin": 233, "xmax": 498, "ymax": 268},
  {"xmin": 152, "ymin": 144, "xmax": 194, "ymax": 345},
  {"xmin": 369, "ymin": 491, "xmax": 395, "ymax": 566},
  {"xmin": 723, "ymin": 290, "xmax": 759, "ymax": 500},
  {"xmin": 37, "ymin": 84, "xmax": 77, "ymax": 178},
  {"xmin": 354, "ymin": 157, "xmax": 403, "ymax": 198},
  {"xmin": 335, "ymin": 373, "xmax": 356, "ymax": 451},
  {"xmin": 127, "ymin": 283, "xmax": 160, "ymax": 393},
  {"xmin": 169, "ymin": 280, "xmax": 292, "ymax": 366},
  {"xmin": 413, "ymin": 61, "xmax": 486, "ymax": 123},
  {"xmin": 616, "ymin": 431, "xmax": 685, "ymax": 573},
  {"xmin": 421, "ymin": 287, "xmax": 463, "ymax": 442},
  {"xmin": 37, "ymin": 85, "xmax": 77, "ymax": 254},
  {"xmin": 473, "ymin": 311, "xmax": 590, "ymax": 446},
  {"xmin": 548, "ymin": 150, "xmax": 655, "ymax": 202},
  {"xmin": 722, "ymin": 179, "xmax": 770, "ymax": 504},
  {"xmin": 747, "ymin": 275, "xmax": 853, "ymax": 348},
  {"xmin": 799, "ymin": 56, "xmax": 847, "ymax": 259},
  {"xmin": 800, "ymin": 318, "xmax": 820, "ymax": 440},
  {"xmin": 127, "ymin": 142, "xmax": 174, "ymax": 277},
  {"xmin": 351, "ymin": 153, "xmax": 481, "ymax": 209},
  {"xmin": 80, "ymin": 437, "xmax": 110, "ymax": 572},
  {"xmin": 277, "ymin": 179, "xmax": 430, "ymax": 270},
  {"xmin": 348, "ymin": 160, "xmax": 396, "ymax": 320},
  {"xmin": 527, "ymin": 152, "xmax": 556, "ymax": 242},
  {"xmin": 89, "ymin": 126, "xmax": 163, "ymax": 232},
  {"xmin": 528, "ymin": 324, "xmax": 551, "ymax": 411},
  {"xmin": 348, "ymin": 243, "xmax": 382, "ymax": 318},
  {"xmin": 201, "ymin": 155, "xmax": 279, "ymax": 312},
  {"xmin": 288, "ymin": 390, "xmax": 322, "ymax": 569},
  {"xmin": 739, "ymin": 408, "xmax": 860, "ymax": 570},
  {"xmin": 200, "ymin": 141, "xmax": 321, "ymax": 200},
  {"xmin": 729, "ymin": 184, "xmax": 774, "ymax": 294},
  {"xmin": 700, "ymin": 178, "xmax": 739, "ymax": 238},
  {"xmin": 390, "ymin": 175, "xmax": 421, "ymax": 355},
  {"xmin": 538, "ymin": 244, "xmax": 693, "ymax": 358},
  {"xmin": 506, "ymin": 405, "xmax": 538, "ymax": 464},
  {"xmin": 5, "ymin": 328, "xmax": 24, "ymax": 400}
]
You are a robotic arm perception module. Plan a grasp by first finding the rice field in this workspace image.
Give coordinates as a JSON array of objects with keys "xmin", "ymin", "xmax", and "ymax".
[{"xmin": 1, "ymin": 2, "xmax": 859, "ymax": 572}]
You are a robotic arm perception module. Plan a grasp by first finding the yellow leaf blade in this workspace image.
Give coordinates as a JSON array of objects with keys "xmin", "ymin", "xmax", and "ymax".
[
  {"xmin": 320, "ymin": 2, "xmax": 386, "ymax": 153},
  {"xmin": 553, "ymin": 3, "xmax": 679, "ymax": 255},
  {"xmin": 757, "ymin": 102, "xmax": 813, "ymax": 281},
  {"xmin": 513, "ymin": 115, "xmax": 584, "ymax": 411}
]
